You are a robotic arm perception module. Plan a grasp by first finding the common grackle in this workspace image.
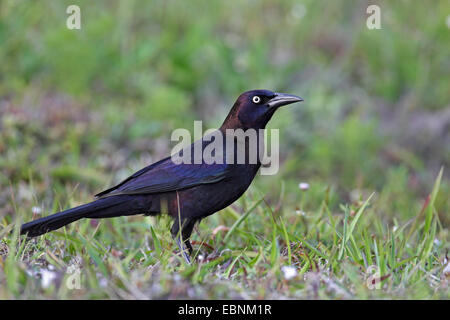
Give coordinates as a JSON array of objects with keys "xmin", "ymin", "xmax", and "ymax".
[{"xmin": 20, "ymin": 90, "xmax": 303, "ymax": 263}]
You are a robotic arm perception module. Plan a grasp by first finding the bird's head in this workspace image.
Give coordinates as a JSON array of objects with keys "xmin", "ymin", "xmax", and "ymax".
[{"xmin": 220, "ymin": 89, "xmax": 303, "ymax": 130}]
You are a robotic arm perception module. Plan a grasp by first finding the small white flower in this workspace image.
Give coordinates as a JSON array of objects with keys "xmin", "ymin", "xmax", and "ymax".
[
  {"xmin": 99, "ymin": 277, "xmax": 108, "ymax": 288},
  {"xmin": 291, "ymin": 3, "xmax": 307, "ymax": 20},
  {"xmin": 350, "ymin": 189, "xmax": 361, "ymax": 202},
  {"xmin": 298, "ymin": 182, "xmax": 310, "ymax": 191},
  {"xmin": 281, "ymin": 266, "xmax": 298, "ymax": 280},
  {"xmin": 392, "ymin": 226, "xmax": 398, "ymax": 232},
  {"xmin": 41, "ymin": 269, "xmax": 57, "ymax": 288},
  {"xmin": 32, "ymin": 206, "xmax": 42, "ymax": 215},
  {"xmin": 296, "ymin": 210, "xmax": 306, "ymax": 216},
  {"xmin": 96, "ymin": 273, "xmax": 108, "ymax": 288}
]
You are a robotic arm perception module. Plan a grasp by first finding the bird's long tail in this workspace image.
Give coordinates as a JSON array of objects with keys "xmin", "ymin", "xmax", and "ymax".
[{"xmin": 20, "ymin": 195, "xmax": 150, "ymax": 237}]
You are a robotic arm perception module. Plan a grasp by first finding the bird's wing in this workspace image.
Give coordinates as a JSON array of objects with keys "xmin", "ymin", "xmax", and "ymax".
[
  {"xmin": 95, "ymin": 135, "xmax": 231, "ymax": 197},
  {"xmin": 94, "ymin": 156, "xmax": 170, "ymax": 197},
  {"xmin": 95, "ymin": 158, "xmax": 230, "ymax": 197}
]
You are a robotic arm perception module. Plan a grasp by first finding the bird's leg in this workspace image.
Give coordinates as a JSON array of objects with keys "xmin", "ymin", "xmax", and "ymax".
[
  {"xmin": 184, "ymin": 238, "xmax": 193, "ymax": 255},
  {"xmin": 171, "ymin": 219, "xmax": 195, "ymax": 264},
  {"xmin": 175, "ymin": 235, "xmax": 191, "ymax": 264}
]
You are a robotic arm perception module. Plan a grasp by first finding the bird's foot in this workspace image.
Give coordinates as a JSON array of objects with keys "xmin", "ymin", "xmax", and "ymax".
[{"xmin": 176, "ymin": 237, "xmax": 192, "ymax": 264}]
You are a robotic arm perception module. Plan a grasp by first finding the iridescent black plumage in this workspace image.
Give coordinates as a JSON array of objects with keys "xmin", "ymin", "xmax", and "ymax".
[{"xmin": 21, "ymin": 90, "xmax": 303, "ymax": 263}]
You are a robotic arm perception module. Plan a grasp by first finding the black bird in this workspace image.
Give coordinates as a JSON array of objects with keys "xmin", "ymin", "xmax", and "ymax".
[{"xmin": 20, "ymin": 90, "xmax": 303, "ymax": 263}]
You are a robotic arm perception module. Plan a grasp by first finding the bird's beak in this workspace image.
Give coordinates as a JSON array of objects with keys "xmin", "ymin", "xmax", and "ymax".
[{"xmin": 268, "ymin": 93, "xmax": 304, "ymax": 108}]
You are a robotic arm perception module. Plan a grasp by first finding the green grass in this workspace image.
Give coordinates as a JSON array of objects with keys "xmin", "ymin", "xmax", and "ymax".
[
  {"xmin": 0, "ymin": 168, "xmax": 448, "ymax": 299},
  {"xmin": 0, "ymin": 0, "xmax": 449, "ymax": 299}
]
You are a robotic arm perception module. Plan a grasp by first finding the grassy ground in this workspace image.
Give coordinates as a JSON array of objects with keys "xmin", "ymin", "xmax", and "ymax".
[
  {"xmin": 1, "ymin": 169, "xmax": 448, "ymax": 299},
  {"xmin": 0, "ymin": 0, "xmax": 449, "ymax": 299}
]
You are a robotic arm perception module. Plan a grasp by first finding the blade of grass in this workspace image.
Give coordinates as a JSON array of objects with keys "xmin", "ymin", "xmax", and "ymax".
[
  {"xmin": 280, "ymin": 217, "xmax": 292, "ymax": 265},
  {"xmin": 222, "ymin": 197, "xmax": 264, "ymax": 245},
  {"xmin": 338, "ymin": 206, "xmax": 349, "ymax": 260},
  {"xmin": 150, "ymin": 225, "xmax": 162, "ymax": 257},
  {"xmin": 424, "ymin": 167, "xmax": 443, "ymax": 235},
  {"xmin": 346, "ymin": 193, "xmax": 374, "ymax": 243}
]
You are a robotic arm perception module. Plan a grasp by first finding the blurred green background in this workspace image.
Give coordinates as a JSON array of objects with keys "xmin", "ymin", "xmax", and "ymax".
[
  {"xmin": 0, "ymin": 0, "xmax": 449, "ymax": 300},
  {"xmin": 0, "ymin": 0, "xmax": 449, "ymax": 230}
]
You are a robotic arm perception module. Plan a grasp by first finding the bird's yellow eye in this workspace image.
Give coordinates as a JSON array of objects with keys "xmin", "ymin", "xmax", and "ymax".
[{"xmin": 252, "ymin": 96, "xmax": 261, "ymax": 104}]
